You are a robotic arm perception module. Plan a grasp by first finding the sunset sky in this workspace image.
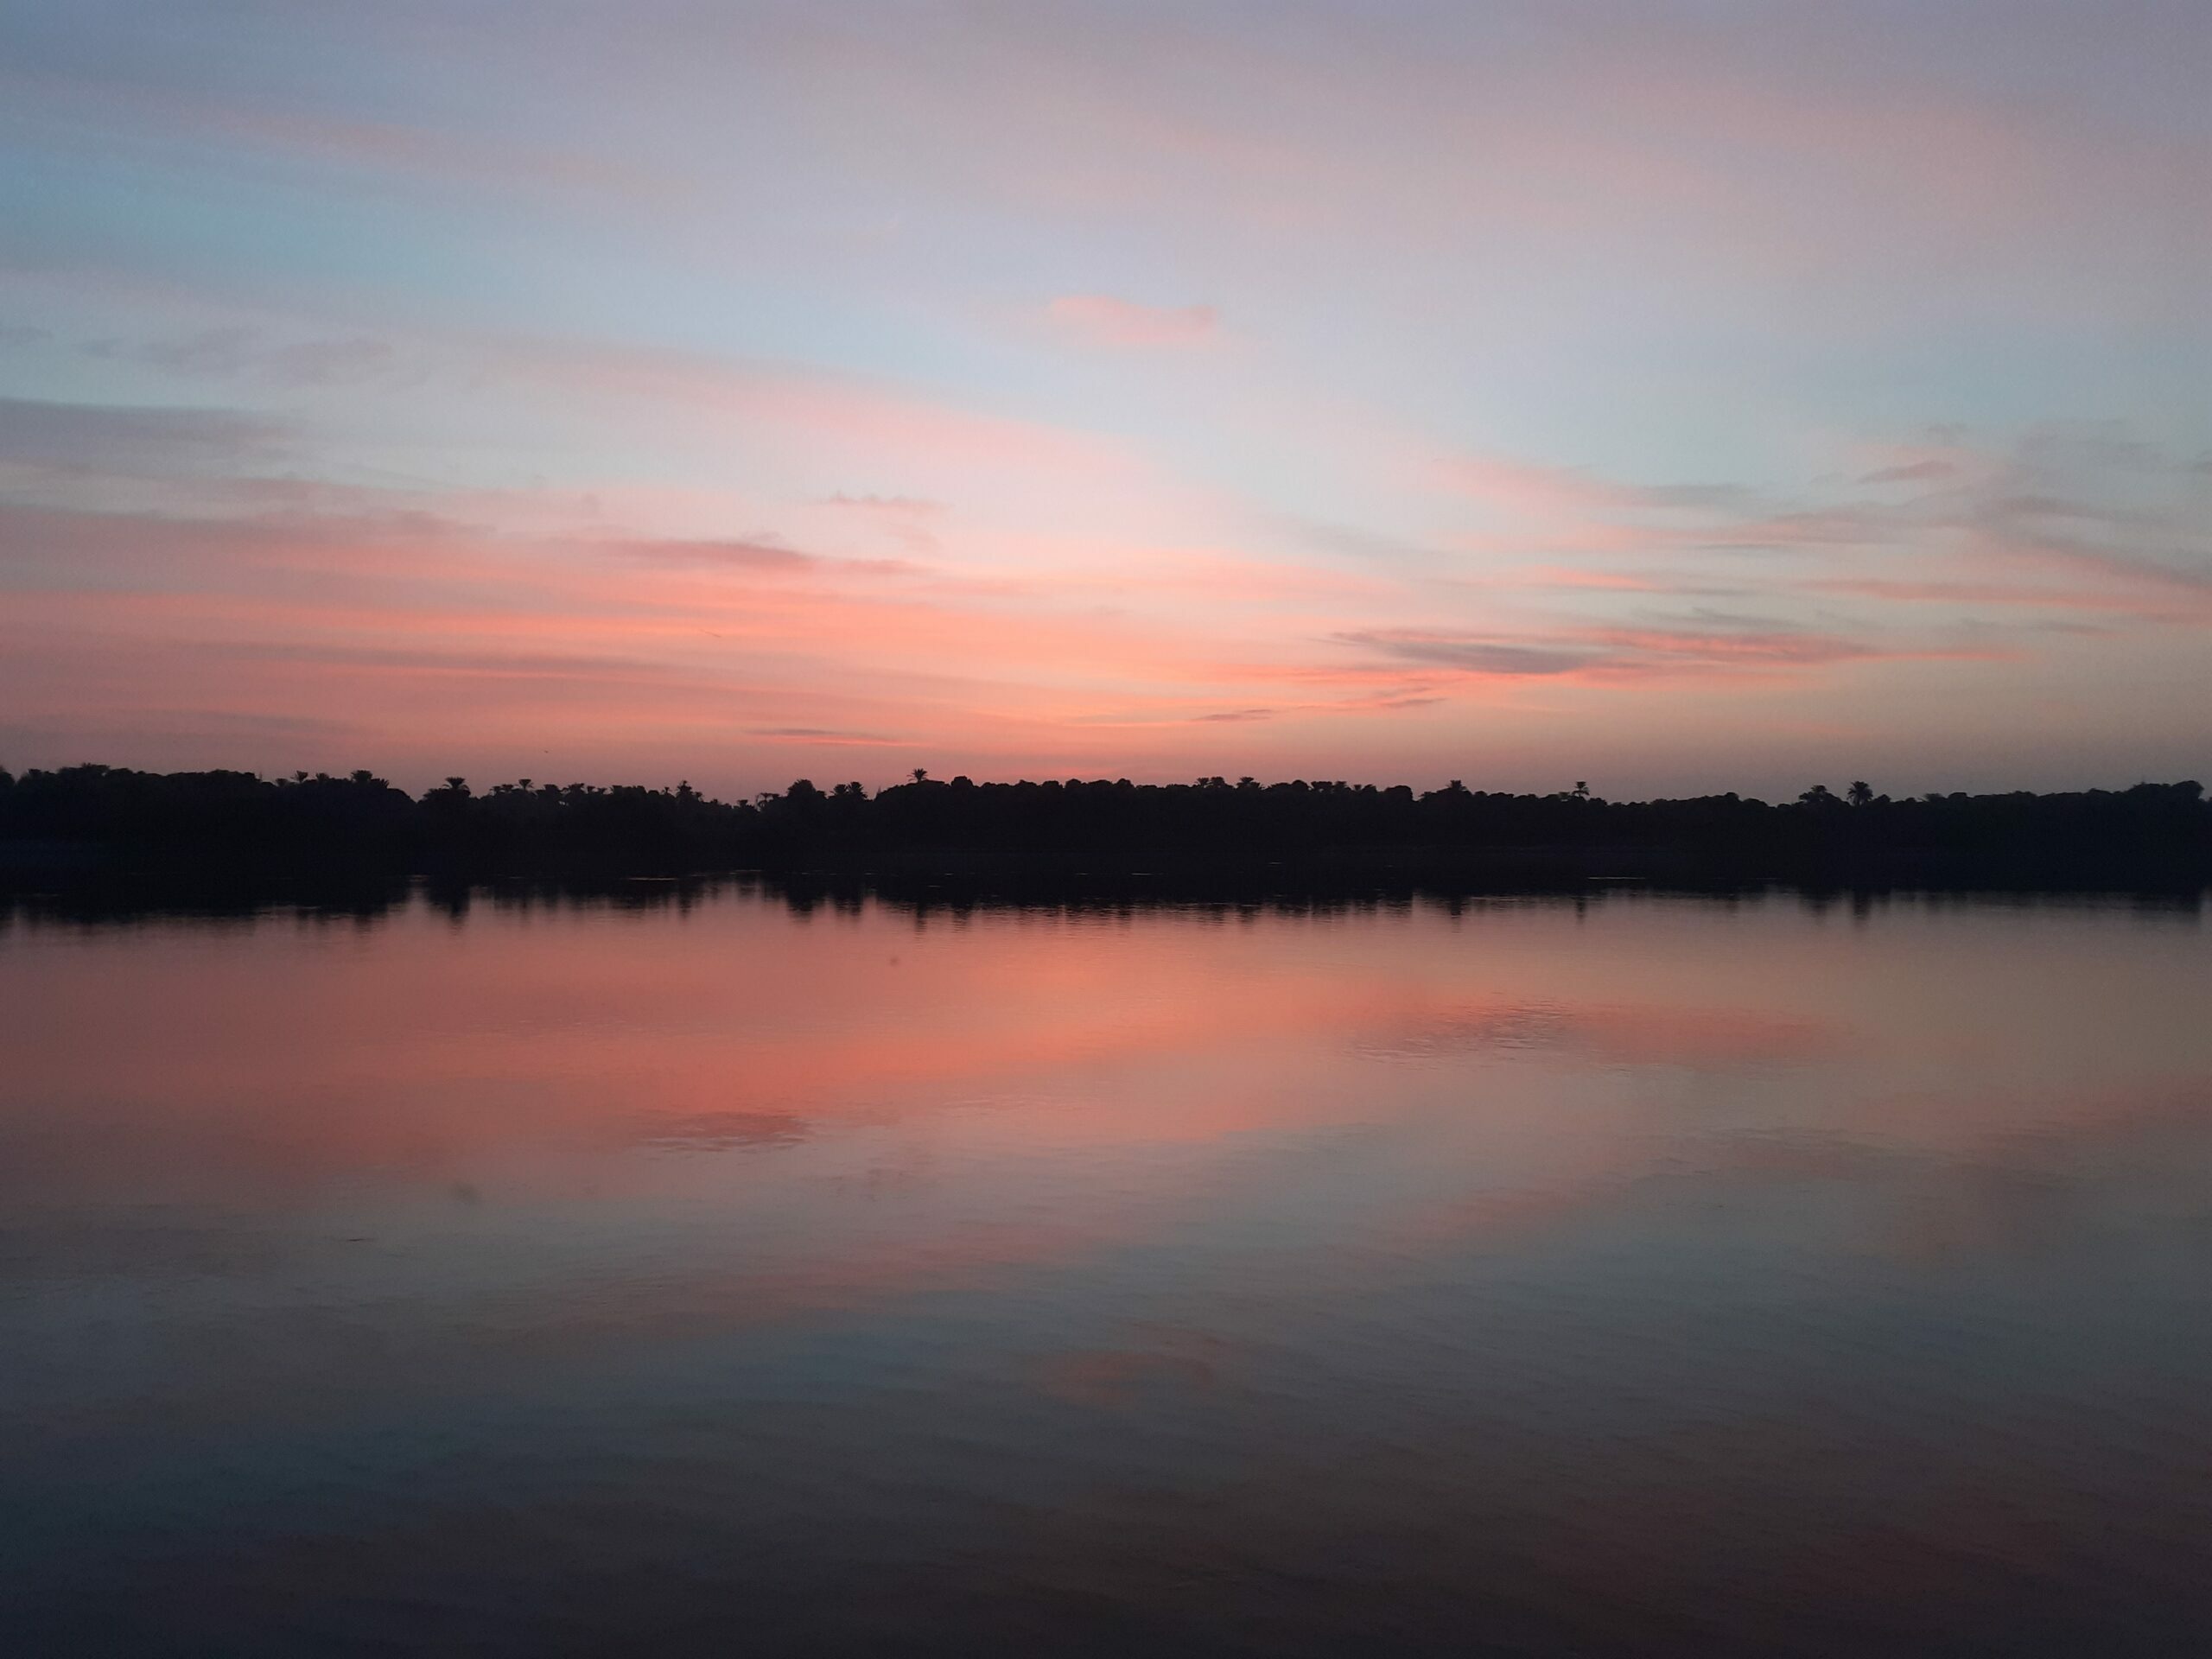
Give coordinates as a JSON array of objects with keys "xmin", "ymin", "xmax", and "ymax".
[{"xmin": 3, "ymin": 1, "xmax": 2209, "ymax": 799}]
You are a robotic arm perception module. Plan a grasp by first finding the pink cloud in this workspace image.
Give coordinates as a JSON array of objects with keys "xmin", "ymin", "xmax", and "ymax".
[
  {"xmin": 1046, "ymin": 295, "xmax": 1221, "ymax": 348},
  {"xmin": 1508, "ymin": 564, "xmax": 1696, "ymax": 594}
]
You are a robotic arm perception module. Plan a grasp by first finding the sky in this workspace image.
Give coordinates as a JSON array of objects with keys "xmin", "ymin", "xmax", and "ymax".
[{"xmin": 2, "ymin": 0, "xmax": 2209, "ymax": 801}]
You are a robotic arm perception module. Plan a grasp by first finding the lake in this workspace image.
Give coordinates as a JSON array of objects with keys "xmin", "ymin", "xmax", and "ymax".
[{"xmin": 3, "ymin": 884, "xmax": 2209, "ymax": 1656}]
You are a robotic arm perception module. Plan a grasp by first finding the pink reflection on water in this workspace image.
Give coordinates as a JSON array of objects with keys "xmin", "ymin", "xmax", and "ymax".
[{"xmin": 2, "ymin": 889, "xmax": 2208, "ymax": 1309}]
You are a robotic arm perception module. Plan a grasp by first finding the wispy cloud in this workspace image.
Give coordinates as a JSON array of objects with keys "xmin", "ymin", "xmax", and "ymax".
[
  {"xmin": 747, "ymin": 727, "xmax": 916, "ymax": 747},
  {"xmin": 1858, "ymin": 459, "xmax": 1959, "ymax": 486},
  {"xmin": 79, "ymin": 327, "xmax": 402, "ymax": 389},
  {"xmin": 1338, "ymin": 623, "xmax": 2001, "ymax": 685},
  {"xmin": 1046, "ymin": 295, "xmax": 1221, "ymax": 348},
  {"xmin": 1436, "ymin": 454, "xmax": 1750, "ymax": 519},
  {"xmin": 607, "ymin": 537, "xmax": 920, "ymax": 578},
  {"xmin": 821, "ymin": 493, "xmax": 947, "ymax": 516},
  {"xmin": 0, "ymin": 60, "xmax": 671, "ymax": 202},
  {"xmin": 0, "ymin": 396, "xmax": 285, "ymax": 474}
]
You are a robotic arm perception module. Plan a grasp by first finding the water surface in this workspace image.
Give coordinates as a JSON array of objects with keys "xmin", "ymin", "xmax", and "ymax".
[{"xmin": 4, "ymin": 887, "xmax": 2209, "ymax": 1656}]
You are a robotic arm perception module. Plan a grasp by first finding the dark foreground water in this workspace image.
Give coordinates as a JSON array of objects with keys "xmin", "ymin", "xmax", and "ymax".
[{"xmin": 3, "ymin": 885, "xmax": 2209, "ymax": 1657}]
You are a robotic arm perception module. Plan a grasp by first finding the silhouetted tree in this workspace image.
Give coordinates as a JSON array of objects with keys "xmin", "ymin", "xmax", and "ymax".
[{"xmin": 3, "ymin": 764, "xmax": 2206, "ymax": 892}]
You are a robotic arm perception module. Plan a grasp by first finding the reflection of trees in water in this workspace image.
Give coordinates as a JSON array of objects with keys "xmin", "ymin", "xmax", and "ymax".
[{"xmin": 4, "ymin": 871, "xmax": 2200, "ymax": 934}]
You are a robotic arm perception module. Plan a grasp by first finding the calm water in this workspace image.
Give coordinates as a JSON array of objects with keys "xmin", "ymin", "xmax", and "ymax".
[{"xmin": 3, "ymin": 886, "xmax": 2210, "ymax": 1656}]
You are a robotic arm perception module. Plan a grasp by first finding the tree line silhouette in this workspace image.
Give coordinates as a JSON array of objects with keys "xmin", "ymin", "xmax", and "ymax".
[{"xmin": 2, "ymin": 763, "xmax": 2206, "ymax": 890}]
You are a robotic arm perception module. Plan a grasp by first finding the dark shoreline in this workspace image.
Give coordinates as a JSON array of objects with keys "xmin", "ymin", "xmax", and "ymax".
[{"xmin": 5, "ymin": 762, "xmax": 2209, "ymax": 909}]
